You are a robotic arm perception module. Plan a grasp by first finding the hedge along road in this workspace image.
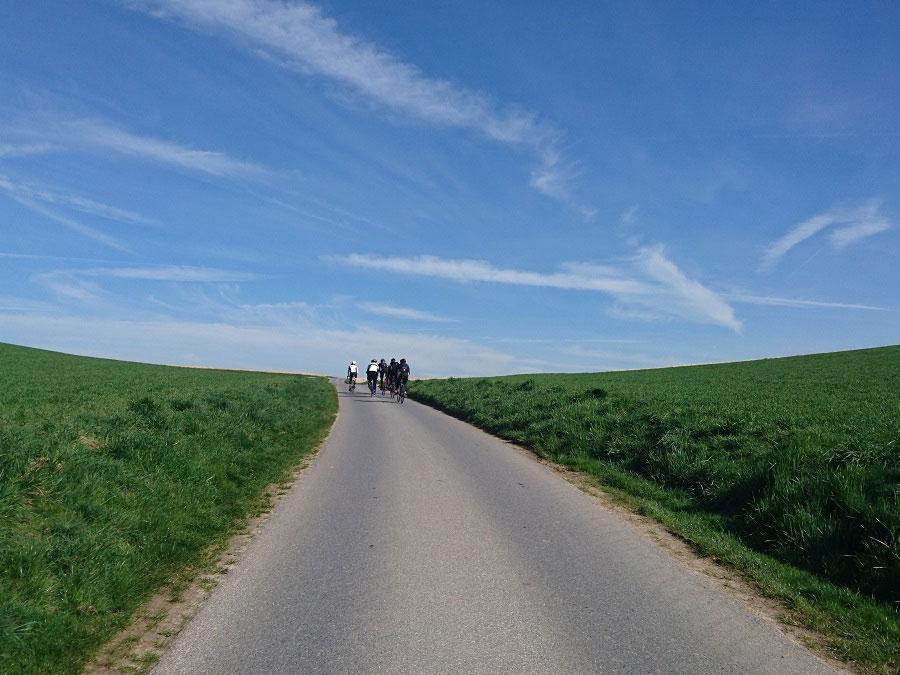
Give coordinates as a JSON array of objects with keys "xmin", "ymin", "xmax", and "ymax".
[{"xmin": 154, "ymin": 381, "xmax": 833, "ymax": 674}]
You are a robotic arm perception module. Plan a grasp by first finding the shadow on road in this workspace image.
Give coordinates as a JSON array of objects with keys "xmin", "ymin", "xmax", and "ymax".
[{"xmin": 335, "ymin": 391, "xmax": 398, "ymax": 403}]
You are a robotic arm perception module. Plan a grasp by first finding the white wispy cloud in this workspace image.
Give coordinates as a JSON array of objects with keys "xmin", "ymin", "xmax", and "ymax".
[
  {"xmin": 528, "ymin": 146, "xmax": 574, "ymax": 201},
  {"xmin": 0, "ymin": 252, "xmax": 53, "ymax": 260},
  {"xmin": 360, "ymin": 302, "xmax": 456, "ymax": 323},
  {"xmin": 828, "ymin": 218, "xmax": 892, "ymax": 249},
  {"xmin": 620, "ymin": 205, "xmax": 639, "ymax": 225},
  {"xmin": 240, "ymin": 301, "xmax": 313, "ymax": 312},
  {"xmin": 140, "ymin": 0, "xmax": 578, "ymax": 203},
  {"xmin": 235, "ymin": 301, "xmax": 315, "ymax": 324},
  {"xmin": 330, "ymin": 248, "xmax": 742, "ymax": 331},
  {"xmin": 7, "ymin": 273, "xmax": 674, "ymax": 377},
  {"xmin": 633, "ymin": 245, "xmax": 741, "ymax": 331},
  {"xmin": 763, "ymin": 212, "xmax": 839, "ymax": 267},
  {"xmin": 484, "ymin": 336, "xmax": 642, "ymax": 345},
  {"xmin": 143, "ymin": 0, "xmax": 537, "ymax": 141},
  {"xmin": 0, "ymin": 142, "xmax": 57, "ymax": 158},
  {"xmin": 0, "ymin": 312, "xmax": 519, "ymax": 378},
  {"xmin": 65, "ymin": 119, "xmax": 270, "ymax": 178},
  {"xmin": 730, "ymin": 294, "xmax": 888, "ymax": 311},
  {"xmin": 0, "ymin": 174, "xmax": 156, "ymax": 225},
  {"xmin": 558, "ymin": 344, "xmax": 677, "ymax": 369},
  {"xmin": 0, "ymin": 174, "xmax": 165, "ymax": 251},
  {"xmin": 763, "ymin": 200, "xmax": 894, "ymax": 267},
  {"xmin": 0, "ymin": 252, "xmax": 131, "ymax": 263},
  {"xmin": 336, "ymin": 254, "xmax": 648, "ymax": 295},
  {"xmin": 0, "ymin": 295, "xmax": 60, "ymax": 313},
  {"xmin": 4, "ymin": 195, "xmax": 129, "ymax": 252},
  {"xmin": 78, "ymin": 265, "xmax": 261, "ymax": 282},
  {"xmin": 33, "ymin": 272, "xmax": 105, "ymax": 303},
  {"xmin": 32, "ymin": 265, "xmax": 260, "ymax": 304}
]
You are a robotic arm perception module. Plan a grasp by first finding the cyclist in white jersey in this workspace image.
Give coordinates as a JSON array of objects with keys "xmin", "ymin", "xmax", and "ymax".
[{"xmin": 366, "ymin": 359, "xmax": 380, "ymax": 396}]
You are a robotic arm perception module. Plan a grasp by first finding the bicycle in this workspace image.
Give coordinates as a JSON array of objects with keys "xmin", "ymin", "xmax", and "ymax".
[
  {"xmin": 368, "ymin": 377, "xmax": 377, "ymax": 396},
  {"xmin": 347, "ymin": 377, "xmax": 356, "ymax": 393},
  {"xmin": 397, "ymin": 379, "xmax": 406, "ymax": 404}
]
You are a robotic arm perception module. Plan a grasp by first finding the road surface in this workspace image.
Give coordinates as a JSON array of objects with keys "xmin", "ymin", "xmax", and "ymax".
[{"xmin": 155, "ymin": 381, "xmax": 833, "ymax": 674}]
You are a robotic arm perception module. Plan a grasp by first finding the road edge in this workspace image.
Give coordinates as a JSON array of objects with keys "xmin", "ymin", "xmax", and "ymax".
[
  {"xmin": 523, "ymin": 446, "xmax": 851, "ymax": 673},
  {"xmin": 83, "ymin": 410, "xmax": 340, "ymax": 674},
  {"xmin": 407, "ymin": 398, "xmax": 854, "ymax": 674}
]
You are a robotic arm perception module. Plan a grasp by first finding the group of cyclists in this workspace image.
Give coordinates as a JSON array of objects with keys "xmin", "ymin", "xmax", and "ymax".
[{"xmin": 346, "ymin": 357, "xmax": 411, "ymax": 402}]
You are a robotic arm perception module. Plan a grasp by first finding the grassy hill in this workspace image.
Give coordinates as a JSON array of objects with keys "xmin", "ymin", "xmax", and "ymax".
[
  {"xmin": 410, "ymin": 346, "xmax": 899, "ymax": 671},
  {"xmin": 0, "ymin": 343, "xmax": 337, "ymax": 673}
]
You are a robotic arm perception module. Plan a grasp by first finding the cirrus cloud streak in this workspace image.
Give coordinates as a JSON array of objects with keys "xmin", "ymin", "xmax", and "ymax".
[
  {"xmin": 763, "ymin": 200, "xmax": 894, "ymax": 267},
  {"xmin": 139, "ymin": 0, "xmax": 577, "ymax": 203},
  {"xmin": 330, "ymin": 249, "xmax": 742, "ymax": 332},
  {"xmin": 360, "ymin": 302, "xmax": 456, "ymax": 323},
  {"xmin": 66, "ymin": 119, "xmax": 271, "ymax": 178}
]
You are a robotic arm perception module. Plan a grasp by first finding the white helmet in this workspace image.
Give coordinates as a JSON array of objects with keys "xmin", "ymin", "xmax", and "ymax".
[{"xmin": 351, "ymin": 360, "xmax": 356, "ymax": 365}]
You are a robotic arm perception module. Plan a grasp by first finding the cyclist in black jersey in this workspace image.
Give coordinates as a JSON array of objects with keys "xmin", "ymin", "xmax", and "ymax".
[
  {"xmin": 378, "ymin": 358, "xmax": 388, "ymax": 394},
  {"xmin": 396, "ymin": 358, "xmax": 410, "ymax": 402},
  {"xmin": 387, "ymin": 358, "xmax": 399, "ymax": 394}
]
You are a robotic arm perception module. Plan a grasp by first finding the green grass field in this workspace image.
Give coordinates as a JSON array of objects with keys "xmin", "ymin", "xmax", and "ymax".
[
  {"xmin": 0, "ymin": 343, "xmax": 337, "ymax": 673},
  {"xmin": 410, "ymin": 346, "xmax": 899, "ymax": 671}
]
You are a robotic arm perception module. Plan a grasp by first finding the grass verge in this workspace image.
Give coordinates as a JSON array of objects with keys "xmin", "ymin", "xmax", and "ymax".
[
  {"xmin": 0, "ymin": 343, "xmax": 337, "ymax": 673},
  {"xmin": 409, "ymin": 346, "xmax": 899, "ymax": 673},
  {"xmin": 86, "ymin": 450, "xmax": 321, "ymax": 674}
]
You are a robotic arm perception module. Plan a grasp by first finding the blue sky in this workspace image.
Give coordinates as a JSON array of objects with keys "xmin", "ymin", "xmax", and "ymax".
[{"xmin": 1, "ymin": 0, "xmax": 898, "ymax": 377}]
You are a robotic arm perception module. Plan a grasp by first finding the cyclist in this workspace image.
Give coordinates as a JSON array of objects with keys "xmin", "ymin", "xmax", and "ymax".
[
  {"xmin": 396, "ymin": 358, "xmax": 410, "ymax": 402},
  {"xmin": 387, "ymin": 357, "xmax": 399, "ymax": 396},
  {"xmin": 346, "ymin": 360, "xmax": 358, "ymax": 392},
  {"xmin": 366, "ymin": 359, "xmax": 380, "ymax": 396},
  {"xmin": 378, "ymin": 358, "xmax": 388, "ymax": 394}
]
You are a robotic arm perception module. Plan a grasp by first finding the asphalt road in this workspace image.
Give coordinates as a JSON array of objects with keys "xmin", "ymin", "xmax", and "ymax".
[{"xmin": 155, "ymin": 381, "xmax": 833, "ymax": 674}]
